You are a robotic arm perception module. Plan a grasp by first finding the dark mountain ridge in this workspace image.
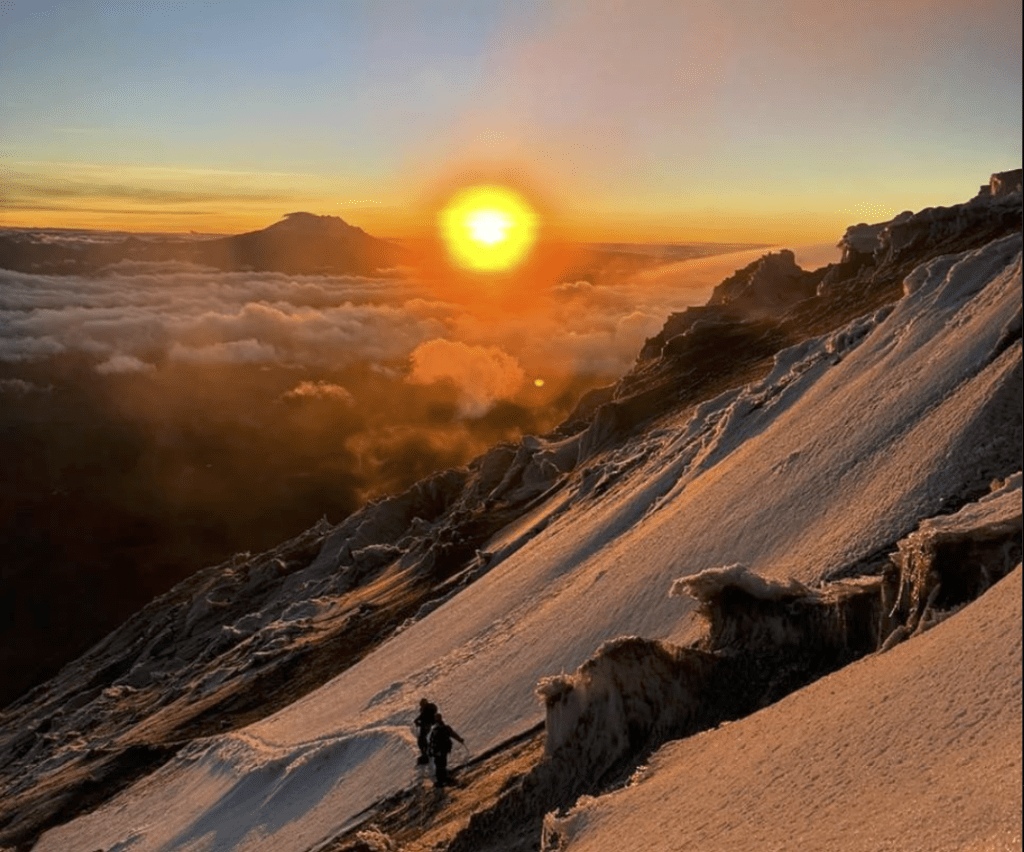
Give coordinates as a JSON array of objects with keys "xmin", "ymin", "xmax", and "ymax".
[{"xmin": 0, "ymin": 212, "xmax": 410, "ymax": 276}]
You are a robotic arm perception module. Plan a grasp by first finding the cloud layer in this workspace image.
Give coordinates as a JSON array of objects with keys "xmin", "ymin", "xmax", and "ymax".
[
  {"xmin": 408, "ymin": 339, "xmax": 526, "ymax": 417},
  {"xmin": 1, "ymin": 240, "xmax": 840, "ymax": 413}
]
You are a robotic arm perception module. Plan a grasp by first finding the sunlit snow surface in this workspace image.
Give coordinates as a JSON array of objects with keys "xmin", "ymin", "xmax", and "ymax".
[
  {"xmin": 35, "ymin": 234, "xmax": 1022, "ymax": 852},
  {"xmin": 547, "ymin": 566, "xmax": 1022, "ymax": 852}
]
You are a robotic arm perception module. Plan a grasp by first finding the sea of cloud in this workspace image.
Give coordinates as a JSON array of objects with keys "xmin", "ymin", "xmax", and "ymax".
[
  {"xmin": 0, "ymin": 238, "xmax": 847, "ymax": 524},
  {"xmin": 0, "ymin": 241, "xmax": 844, "ymax": 506},
  {"xmin": 1, "ymin": 242, "xmax": 838, "ymax": 410}
]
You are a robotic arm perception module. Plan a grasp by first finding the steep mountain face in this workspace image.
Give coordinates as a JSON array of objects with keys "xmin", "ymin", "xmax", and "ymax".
[
  {"xmin": 1, "ymin": 181, "xmax": 1021, "ymax": 852},
  {"xmin": 0, "ymin": 212, "xmax": 409, "ymax": 276}
]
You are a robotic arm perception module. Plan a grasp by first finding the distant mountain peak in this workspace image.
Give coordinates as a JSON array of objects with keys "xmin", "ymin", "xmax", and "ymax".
[
  {"xmin": 260, "ymin": 211, "xmax": 368, "ymax": 238},
  {"xmin": 219, "ymin": 211, "xmax": 405, "ymax": 274}
]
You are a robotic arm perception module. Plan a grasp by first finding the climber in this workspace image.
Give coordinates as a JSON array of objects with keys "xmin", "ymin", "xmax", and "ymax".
[
  {"xmin": 428, "ymin": 712, "xmax": 465, "ymax": 788},
  {"xmin": 414, "ymin": 697, "xmax": 438, "ymax": 765}
]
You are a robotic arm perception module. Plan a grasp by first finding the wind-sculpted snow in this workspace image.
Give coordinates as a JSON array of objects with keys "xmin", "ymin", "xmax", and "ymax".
[
  {"xmin": 31, "ymin": 727, "xmax": 415, "ymax": 852},
  {"xmin": 542, "ymin": 566, "xmax": 1023, "ymax": 852},
  {"xmin": 883, "ymin": 472, "xmax": 1022, "ymax": 649},
  {"xmin": 669, "ymin": 562, "xmax": 810, "ymax": 601},
  {"xmin": 451, "ymin": 485, "xmax": 1020, "ymax": 852},
  {"xmin": 536, "ymin": 638, "xmax": 717, "ymax": 763},
  {"xmin": 14, "ymin": 186, "xmax": 1023, "ymax": 852},
  {"xmin": 531, "ymin": 567, "xmax": 884, "ymax": 805}
]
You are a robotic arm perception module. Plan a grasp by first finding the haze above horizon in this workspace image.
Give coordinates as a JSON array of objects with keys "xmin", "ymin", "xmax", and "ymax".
[{"xmin": 1, "ymin": 0, "xmax": 1020, "ymax": 243}]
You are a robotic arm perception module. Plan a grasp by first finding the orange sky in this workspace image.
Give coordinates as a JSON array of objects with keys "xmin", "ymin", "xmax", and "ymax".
[{"xmin": 2, "ymin": 1, "xmax": 1020, "ymax": 243}]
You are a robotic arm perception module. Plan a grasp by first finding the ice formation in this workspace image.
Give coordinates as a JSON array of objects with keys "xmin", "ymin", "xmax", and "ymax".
[{"xmin": 542, "ymin": 565, "xmax": 1022, "ymax": 852}]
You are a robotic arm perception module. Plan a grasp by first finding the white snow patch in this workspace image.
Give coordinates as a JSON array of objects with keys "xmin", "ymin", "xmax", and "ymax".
[{"xmin": 670, "ymin": 563, "xmax": 811, "ymax": 602}]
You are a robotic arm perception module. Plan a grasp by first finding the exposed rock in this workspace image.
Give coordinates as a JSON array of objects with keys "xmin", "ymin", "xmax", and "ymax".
[
  {"xmin": 978, "ymin": 168, "xmax": 1023, "ymax": 198},
  {"xmin": 818, "ymin": 185, "xmax": 1022, "ymax": 298},
  {"xmin": 837, "ymin": 220, "xmax": 893, "ymax": 263},
  {"xmin": 706, "ymin": 249, "xmax": 819, "ymax": 318},
  {"xmin": 876, "ymin": 193, "xmax": 1023, "ymax": 266}
]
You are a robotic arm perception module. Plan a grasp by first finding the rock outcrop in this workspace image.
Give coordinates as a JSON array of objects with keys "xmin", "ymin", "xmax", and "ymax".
[{"xmin": 977, "ymin": 168, "xmax": 1023, "ymax": 198}]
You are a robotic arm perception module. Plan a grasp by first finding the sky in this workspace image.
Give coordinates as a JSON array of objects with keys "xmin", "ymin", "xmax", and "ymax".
[{"xmin": 1, "ymin": 0, "xmax": 1021, "ymax": 242}]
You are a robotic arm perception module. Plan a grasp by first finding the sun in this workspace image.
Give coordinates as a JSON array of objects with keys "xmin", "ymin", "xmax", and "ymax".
[{"xmin": 439, "ymin": 184, "xmax": 539, "ymax": 272}]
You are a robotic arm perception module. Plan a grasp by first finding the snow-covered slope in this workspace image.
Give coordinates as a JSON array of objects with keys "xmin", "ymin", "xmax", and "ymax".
[
  {"xmin": 544, "ymin": 565, "xmax": 1022, "ymax": 852},
  {"xmin": 8, "ymin": 185, "xmax": 1022, "ymax": 852}
]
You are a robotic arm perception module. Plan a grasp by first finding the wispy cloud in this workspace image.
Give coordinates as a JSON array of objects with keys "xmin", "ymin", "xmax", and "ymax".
[
  {"xmin": 281, "ymin": 380, "xmax": 356, "ymax": 405},
  {"xmin": 7, "ymin": 160, "xmax": 321, "ymax": 180},
  {"xmin": 0, "ymin": 202, "xmax": 221, "ymax": 216},
  {"xmin": 4, "ymin": 173, "xmax": 297, "ymax": 206},
  {"xmin": 0, "ymin": 161, "xmax": 342, "ymax": 229}
]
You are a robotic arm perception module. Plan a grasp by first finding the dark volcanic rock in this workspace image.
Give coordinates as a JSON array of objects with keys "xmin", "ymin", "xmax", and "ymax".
[{"xmin": 706, "ymin": 249, "xmax": 819, "ymax": 318}]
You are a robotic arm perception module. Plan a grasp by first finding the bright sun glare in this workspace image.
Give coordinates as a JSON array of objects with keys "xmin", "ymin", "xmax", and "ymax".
[{"xmin": 439, "ymin": 185, "xmax": 539, "ymax": 272}]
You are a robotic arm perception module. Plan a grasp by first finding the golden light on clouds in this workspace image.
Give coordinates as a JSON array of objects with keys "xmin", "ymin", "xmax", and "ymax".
[{"xmin": 438, "ymin": 184, "xmax": 539, "ymax": 272}]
